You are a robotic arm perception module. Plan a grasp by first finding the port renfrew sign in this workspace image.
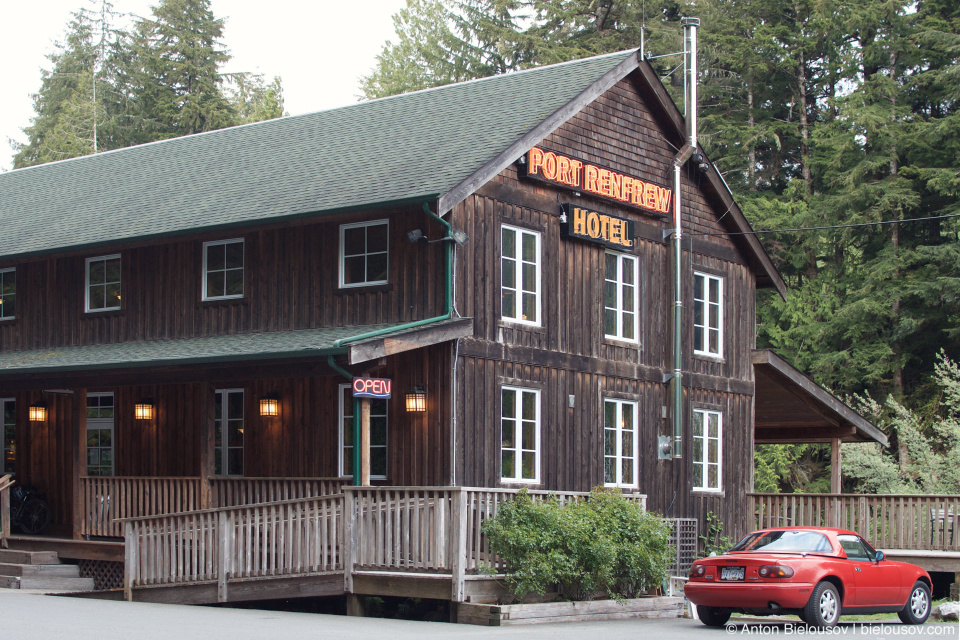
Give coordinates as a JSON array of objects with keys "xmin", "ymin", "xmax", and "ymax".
[{"xmin": 523, "ymin": 146, "xmax": 672, "ymax": 216}]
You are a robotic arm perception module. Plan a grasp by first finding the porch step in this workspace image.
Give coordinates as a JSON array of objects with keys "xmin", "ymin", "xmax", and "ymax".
[
  {"xmin": 0, "ymin": 549, "xmax": 60, "ymax": 565},
  {"xmin": 0, "ymin": 575, "xmax": 96, "ymax": 591},
  {"xmin": 0, "ymin": 562, "xmax": 81, "ymax": 578}
]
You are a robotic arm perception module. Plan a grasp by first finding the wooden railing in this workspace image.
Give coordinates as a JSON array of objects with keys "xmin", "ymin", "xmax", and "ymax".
[
  {"xmin": 748, "ymin": 493, "xmax": 960, "ymax": 551},
  {"xmin": 0, "ymin": 474, "xmax": 13, "ymax": 547},
  {"xmin": 81, "ymin": 476, "xmax": 203, "ymax": 538},
  {"xmin": 124, "ymin": 494, "xmax": 343, "ymax": 601},
  {"xmin": 210, "ymin": 477, "xmax": 346, "ymax": 507}
]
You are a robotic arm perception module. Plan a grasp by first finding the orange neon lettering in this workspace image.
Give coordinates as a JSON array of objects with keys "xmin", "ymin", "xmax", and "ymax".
[
  {"xmin": 542, "ymin": 152, "xmax": 558, "ymax": 180},
  {"xmin": 557, "ymin": 156, "xmax": 571, "ymax": 185},
  {"xmin": 610, "ymin": 173, "xmax": 622, "ymax": 201},
  {"xmin": 587, "ymin": 212, "xmax": 601, "ymax": 238},
  {"xmin": 644, "ymin": 183, "xmax": 657, "ymax": 210},
  {"xmin": 573, "ymin": 208, "xmax": 588, "ymax": 235},
  {"xmin": 528, "ymin": 147, "xmax": 544, "ymax": 176},
  {"xmin": 597, "ymin": 169, "xmax": 611, "ymax": 197},
  {"xmin": 632, "ymin": 180, "xmax": 644, "ymax": 206},
  {"xmin": 570, "ymin": 160, "xmax": 584, "ymax": 186},
  {"xmin": 622, "ymin": 177, "xmax": 634, "ymax": 203},
  {"xmin": 585, "ymin": 165, "xmax": 599, "ymax": 193},
  {"xmin": 599, "ymin": 215, "xmax": 611, "ymax": 241},
  {"xmin": 609, "ymin": 217, "xmax": 621, "ymax": 244},
  {"xmin": 655, "ymin": 186, "xmax": 672, "ymax": 213}
]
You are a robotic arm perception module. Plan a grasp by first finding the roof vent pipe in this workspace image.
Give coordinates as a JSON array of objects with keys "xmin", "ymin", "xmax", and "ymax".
[{"xmin": 681, "ymin": 17, "xmax": 700, "ymax": 151}]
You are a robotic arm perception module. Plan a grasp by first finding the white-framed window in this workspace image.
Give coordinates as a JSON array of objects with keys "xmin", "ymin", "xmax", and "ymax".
[
  {"xmin": 86, "ymin": 392, "xmax": 115, "ymax": 476},
  {"xmin": 214, "ymin": 389, "xmax": 244, "ymax": 476},
  {"xmin": 339, "ymin": 384, "xmax": 388, "ymax": 479},
  {"xmin": 692, "ymin": 408, "xmax": 722, "ymax": 491},
  {"xmin": 604, "ymin": 252, "xmax": 638, "ymax": 342},
  {"xmin": 85, "ymin": 255, "xmax": 121, "ymax": 312},
  {"xmin": 501, "ymin": 386, "xmax": 540, "ymax": 483},
  {"xmin": 0, "ymin": 268, "xmax": 15, "ymax": 320},
  {"xmin": 339, "ymin": 220, "xmax": 389, "ymax": 288},
  {"xmin": 203, "ymin": 239, "xmax": 244, "ymax": 300},
  {"xmin": 603, "ymin": 398, "xmax": 638, "ymax": 488},
  {"xmin": 1, "ymin": 398, "xmax": 14, "ymax": 475},
  {"xmin": 501, "ymin": 224, "xmax": 541, "ymax": 325},
  {"xmin": 693, "ymin": 272, "xmax": 723, "ymax": 357}
]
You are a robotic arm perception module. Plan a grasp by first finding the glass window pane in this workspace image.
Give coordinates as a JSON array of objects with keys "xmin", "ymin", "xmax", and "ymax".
[
  {"xmin": 501, "ymin": 421, "xmax": 515, "ymax": 448},
  {"xmin": 605, "ymin": 280, "xmax": 617, "ymax": 308},
  {"xmin": 367, "ymin": 224, "xmax": 388, "ymax": 253},
  {"xmin": 89, "ymin": 287, "xmax": 105, "ymax": 309},
  {"xmin": 708, "ymin": 464, "xmax": 718, "ymax": 488},
  {"xmin": 367, "ymin": 253, "xmax": 388, "ymax": 282},
  {"xmin": 605, "ymin": 458, "xmax": 615, "ymax": 483},
  {"xmin": 622, "ymin": 458, "xmax": 633, "ymax": 484},
  {"xmin": 694, "ymin": 326, "xmax": 704, "ymax": 351},
  {"xmin": 89, "ymin": 260, "xmax": 105, "ymax": 284},
  {"xmin": 371, "ymin": 417, "xmax": 387, "ymax": 444},
  {"xmin": 100, "ymin": 449, "xmax": 113, "ymax": 465},
  {"xmin": 105, "ymin": 259, "xmax": 121, "ymax": 282},
  {"xmin": 344, "ymin": 227, "xmax": 365, "ymax": 255},
  {"xmin": 622, "ymin": 314, "xmax": 635, "ymax": 340},
  {"xmin": 521, "ymin": 264, "xmax": 536, "ymax": 292},
  {"xmin": 709, "ymin": 277, "xmax": 720, "ymax": 300},
  {"xmin": 106, "ymin": 283, "xmax": 121, "ymax": 307},
  {"xmin": 521, "ymin": 233, "xmax": 536, "ymax": 262},
  {"xmin": 693, "ymin": 438, "xmax": 703, "ymax": 462},
  {"xmin": 345, "ymin": 256, "xmax": 365, "ymax": 284},
  {"xmin": 225, "ymin": 270, "xmax": 244, "ymax": 296},
  {"xmin": 228, "ymin": 392, "xmax": 244, "ymax": 418},
  {"xmin": 604, "ymin": 429, "xmax": 616, "ymax": 456},
  {"xmin": 100, "ymin": 430, "xmax": 112, "ymax": 447},
  {"xmin": 501, "ymin": 390, "xmax": 515, "ymax": 419},
  {"xmin": 622, "ymin": 259, "xmax": 635, "ymax": 285},
  {"xmin": 604, "ymin": 309, "xmax": 616, "ymax": 336},
  {"xmin": 521, "ymin": 452, "xmax": 535, "ymax": 479},
  {"xmin": 87, "ymin": 449, "xmax": 100, "ymax": 465},
  {"xmin": 229, "ymin": 422, "xmax": 244, "ymax": 446},
  {"xmin": 501, "ymin": 450, "xmax": 515, "ymax": 478},
  {"xmin": 502, "ymin": 290, "xmax": 516, "ymax": 319},
  {"xmin": 605, "ymin": 253, "xmax": 617, "ymax": 277},
  {"xmin": 521, "ymin": 421, "xmax": 536, "ymax": 450},
  {"xmin": 228, "ymin": 448, "xmax": 243, "ymax": 476},
  {"xmin": 621, "ymin": 430, "xmax": 633, "ymax": 456},
  {"xmin": 708, "ymin": 437, "xmax": 719, "ymax": 464},
  {"xmin": 502, "ymin": 228, "xmax": 515, "ymax": 258},
  {"xmin": 604, "ymin": 402, "xmax": 615, "ymax": 429},
  {"xmin": 522, "ymin": 292, "xmax": 536, "ymax": 322},
  {"xmin": 521, "ymin": 391, "xmax": 535, "ymax": 421},
  {"xmin": 207, "ymin": 271, "xmax": 224, "ymax": 297},
  {"xmin": 207, "ymin": 245, "xmax": 225, "ymax": 271},
  {"xmin": 622, "ymin": 284, "xmax": 634, "ymax": 309},
  {"xmin": 621, "ymin": 403, "xmax": 634, "ymax": 429},
  {"xmin": 371, "ymin": 447, "xmax": 387, "ymax": 476},
  {"xmin": 502, "ymin": 259, "xmax": 516, "ymax": 288}
]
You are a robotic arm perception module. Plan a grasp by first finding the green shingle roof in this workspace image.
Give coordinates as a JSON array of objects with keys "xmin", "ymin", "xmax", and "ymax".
[
  {"xmin": 0, "ymin": 51, "xmax": 636, "ymax": 260},
  {"xmin": 0, "ymin": 321, "xmax": 455, "ymax": 375}
]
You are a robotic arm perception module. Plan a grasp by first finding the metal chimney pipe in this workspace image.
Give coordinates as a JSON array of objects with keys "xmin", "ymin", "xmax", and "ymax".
[{"xmin": 682, "ymin": 17, "xmax": 700, "ymax": 150}]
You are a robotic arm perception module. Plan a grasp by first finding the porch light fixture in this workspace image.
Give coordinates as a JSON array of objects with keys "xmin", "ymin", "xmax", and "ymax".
[
  {"xmin": 134, "ymin": 399, "xmax": 154, "ymax": 420},
  {"xmin": 29, "ymin": 401, "xmax": 47, "ymax": 422},
  {"xmin": 406, "ymin": 228, "xmax": 469, "ymax": 246},
  {"xmin": 259, "ymin": 394, "xmax": 280, "ymax": 417},
  {"xmin": 405, "ymin": 386, "xmax": 427, "ymax": 413}
]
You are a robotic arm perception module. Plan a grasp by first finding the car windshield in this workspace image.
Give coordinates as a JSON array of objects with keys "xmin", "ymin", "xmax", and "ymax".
[{"xmin": 729, "ymin": 530, "xmax": 833, "ymax": 554}]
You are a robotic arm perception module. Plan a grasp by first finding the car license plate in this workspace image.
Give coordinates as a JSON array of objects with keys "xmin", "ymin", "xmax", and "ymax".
[{"xmin": 720, "ymin": 566, "xmax": 745, "ymax": 581}]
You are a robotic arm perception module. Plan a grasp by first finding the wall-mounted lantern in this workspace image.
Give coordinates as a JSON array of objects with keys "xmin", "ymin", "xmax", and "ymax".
[
  {"xmin": 29, "ymin": 402, "xmax": 47, "ymax": 422},
  {"xmin": 259, "ymin": 394, "xmax": 280, "ymax": 417},
  {"xmin": 405, "ymin": 386, "xmax": 427, "ymax": 413},
  {"xmin": 134, "ymin": 399, "xmax": 155, "ymax": 420}
]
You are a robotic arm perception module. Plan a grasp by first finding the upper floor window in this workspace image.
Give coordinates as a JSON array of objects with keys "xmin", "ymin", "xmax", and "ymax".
[
  {"xmin": 86, "ymin": 255, "xmax": 121, "ymax": 312},
  {"xmin": 340, "ymin": 220, "xmax": 389, "ymax": 288},
  {"xmin": 214, "ymin": 388, "xmax": 244, "ymax": 476},
  {"xmin": 501, "ymin": 385, "xmax": 540, "ymax": 483},
  {"xmin": 0, "ymin": 268, "xmax": 14, "ymax": 320},
  {"xmin": 203, "ymin": 239, "xmax": 244, "ymax": 300},
  {"xmin": 692, "ymin": 408, "xmax": 722, "ymax": 491},
  {"xmin": 693, "ymin": 271, "xmax": 723, "ymax": 357},
  {"xmin": 603, "ymin": 398, "xmax": 638, "ymax": 488},
  {"xmin": 604, "ymin": 252, "xmax": 638, "ymax": 342},
  {"xmin": 501, "ymin": 225, "xmax": 540, "ymax": 325},
  {"xmin": 339, "ymin": 384, "xmax": 388, "ymax": 479},
  {"xmin": 86, "ymin": 392, "xmax": 115, "ymax": 476}
]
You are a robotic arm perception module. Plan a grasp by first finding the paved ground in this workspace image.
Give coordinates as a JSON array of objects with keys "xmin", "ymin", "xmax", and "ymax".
[{"xmin": 1, "ymin": 591, "xmax": 957, "ymax": 640}]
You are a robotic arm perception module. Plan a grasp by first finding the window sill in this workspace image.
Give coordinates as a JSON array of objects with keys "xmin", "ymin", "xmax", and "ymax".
[
  {"xmin": 336, "ymin": 283, "xmax": 393, "ymax": 295},
  {"xmin": 692, "ymin": 488, "xmax": 724, "ymax": 496},
  {"xmin": 499, "ymin": 479, "xmax": 542, "ymax": 488},
  {"xmin": 83, "ymin": 309, "xmax": 123, "ymax": 318},
  {"xmin": 603, "ymin": 336, "xmax": 640, "ymax": 347},
  {"xmin": 693, "ymin": 352, "xmax": 725, "ymax": 363},
  {"xmin": 200, "ymin": 297, "xmax": 248, "ymax": 307},
  {"xmin": 498, "ymin": 320, "xmax": 545, "ymax": 334}
]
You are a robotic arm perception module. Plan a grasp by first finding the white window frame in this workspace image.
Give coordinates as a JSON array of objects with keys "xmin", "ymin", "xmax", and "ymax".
[
  {"xmin": 85, "ymin": 255, "xmax": 121, "ymax": 313},
  {"xmin": 1, "ymin": 398, "xmax": 14, "ymax": 476},
  {"xmin": 86, "ymin": 392, "xmax": 115, "ymax": 476},
  {"xmin": 0, "ymin": 268, "xmax": 15, "ymax": 321},
  {"xmin": 500, "ymin": 224, "xmax": 541, "ymax": 326},
  {"xmin": 603, "ymin": 398, "xmax": 638, "ymax": 489},
  {"xmin": 500, "ymin": 385, "xmax": 540, "ymax": 483},
  {"xmin": 339, "ymin": 220, "xmax": 389, "ymax": 288},
  {"xmin": 692, "ymin": 408, "xmax": 722, "ymax": 492},
  {"xmin": 338, "ymin": 384, "xmax": 388, "ymax": 480},
  {"xmin": 202, "ymin": 239, "xmax": 245, "ymax": 301},
  {"xmin": 604, "ymin": 252, "xmax": 639, "ymax": 343},
  {"xmin": 214, "ymin": 388, "xmax": 244, "ymax": 477},
  {"xmin": 693, "ymin": 271, "xmax": 724, "ymax": 358}
]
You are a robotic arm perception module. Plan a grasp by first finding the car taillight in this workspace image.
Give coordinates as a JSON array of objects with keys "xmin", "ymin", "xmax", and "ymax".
[
  {"xmin": 758, "ymin": 565, "xmax": 794, "ymax": 578},
  {"xmin": 689, "ymin": 564, "xmax": 706, "ymax": 579}
]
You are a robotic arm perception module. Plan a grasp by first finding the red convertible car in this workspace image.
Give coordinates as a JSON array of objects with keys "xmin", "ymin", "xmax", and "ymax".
[{"xmin": 685, "ymin": 527, "xmax": 932, "ymax": 628}]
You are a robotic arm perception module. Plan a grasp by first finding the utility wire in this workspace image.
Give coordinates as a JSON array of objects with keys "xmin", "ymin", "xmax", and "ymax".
[{"xmin": 691, "ymin": 212, "xmax": 960, "ymax": 237}]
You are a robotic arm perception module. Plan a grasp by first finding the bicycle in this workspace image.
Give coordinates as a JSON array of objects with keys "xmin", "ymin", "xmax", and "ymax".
[{"xmin": 10, "ymin": 484, "xmax": 52, "ymax": 535}]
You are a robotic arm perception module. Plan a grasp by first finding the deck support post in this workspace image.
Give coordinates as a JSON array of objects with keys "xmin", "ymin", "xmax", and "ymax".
[
  {"xmin": 72, "ymin": 388, "xmax": 87, "ymax": 540},
  {"xmin": 450, "ymin": 487, "xmax": 467, "ymax": 603},
  {"xmin": 200, "ymin": 384, "xmax": 216, "ymax": 510},
  {"xmin": 218, "ymin": 510, "xmax": 232, "ymax": 602},
  {"xmin": 1, "ymin": 482, "xmax": 10, "ymax": 548},
  {"xmin": 344, "ymin": 488, "xmax": 356, "ymax": 593},
  {"xmin": 360, "ymin": 399, "xmax": 371, "ymax": 486},
  {"xmin": 346, "ymin": 594, "xmax": 365, "ymax": 617},
  {"xmin": 830, "ymin": 438, "xmax": 841, "ymax": 494},
  {"xmin": 124, "ymin": 521, "xmax": 136, "ymax": 601}
]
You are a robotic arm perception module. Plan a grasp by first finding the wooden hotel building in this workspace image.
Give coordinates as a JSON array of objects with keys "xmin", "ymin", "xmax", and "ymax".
[{"xmin": 0, "ymin": 46, "xmax": 885, "ymax": 604}]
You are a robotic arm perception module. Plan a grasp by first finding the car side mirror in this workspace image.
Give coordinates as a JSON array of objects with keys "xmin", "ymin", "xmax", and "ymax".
[{"xmin": 875, "ymin": 550, "xmax": 885, "ymax": 563}]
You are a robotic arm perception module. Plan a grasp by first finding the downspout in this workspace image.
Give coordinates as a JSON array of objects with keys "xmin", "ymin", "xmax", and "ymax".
[
  {"xmin": 669, "ymin": 17, "xmax": 700, "ymax": 459},
  {"xmin": 326, "ymin": 201, "xmax": 454, "ymax": 484}
]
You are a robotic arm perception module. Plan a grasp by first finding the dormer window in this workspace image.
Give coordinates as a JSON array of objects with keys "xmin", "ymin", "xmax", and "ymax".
[{"xmin": 85, "ymin": 255, "xmax": 121, "ymax": 312}]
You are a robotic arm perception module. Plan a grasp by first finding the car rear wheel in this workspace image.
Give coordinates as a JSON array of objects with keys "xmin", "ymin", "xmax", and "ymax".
[
  {"xmin": 698, "ymin": 606, "xmax": 732, "ymax": 627},
  {"xmin": 898, "ymin": 581, "xmax": 930, "ymax": 625},
  {"xmin": 804, "ymin": 581, "xmax": 841, "ymax": 628}
]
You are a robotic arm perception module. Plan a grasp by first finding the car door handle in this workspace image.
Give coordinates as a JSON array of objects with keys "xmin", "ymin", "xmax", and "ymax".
[{"xmin": 855, "ymin": 567, "xmax": 861, "ymax": 572}]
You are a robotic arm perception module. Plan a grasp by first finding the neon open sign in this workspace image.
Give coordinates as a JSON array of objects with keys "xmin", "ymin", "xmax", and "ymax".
[{"xmin": 352, "ymin": 377, "xmax": 392, "ymax": 399}]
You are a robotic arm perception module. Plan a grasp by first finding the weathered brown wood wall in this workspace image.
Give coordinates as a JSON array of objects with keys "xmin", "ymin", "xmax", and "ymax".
[
  {"xmin": 450, "ymin": 72, "xmax": 758, "ymax": 530},
  {"xmin": 9, "ymin": 344, "xmax": 451, "ymax": 531},
  {"xmin": 0, "ymin": 206, "xmax": 446, "ymax": 352}
]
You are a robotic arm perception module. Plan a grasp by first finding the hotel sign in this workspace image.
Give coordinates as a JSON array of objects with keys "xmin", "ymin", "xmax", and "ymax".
[
  {"xmin": 561, "ymin": 204, "xmax": 634, "ymax": 250},
  {"xmin": 524, "ymin": 146, "xmax": 672, "ymax": 216}
]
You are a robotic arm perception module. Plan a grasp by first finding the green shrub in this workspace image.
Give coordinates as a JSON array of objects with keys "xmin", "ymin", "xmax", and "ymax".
[{"xmin": 481, "ymin": 488, "xmax": 673, "ymax": 601}]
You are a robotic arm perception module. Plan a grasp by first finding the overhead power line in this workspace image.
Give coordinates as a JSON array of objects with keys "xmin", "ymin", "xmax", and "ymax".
[{"xmin": 692, "ymin": 212, "xmax": 960, "ymax": 237}]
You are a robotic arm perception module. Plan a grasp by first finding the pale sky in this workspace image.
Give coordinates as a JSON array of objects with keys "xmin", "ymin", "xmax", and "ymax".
[{"xmin": 0, "ymin": 0, "xmax": 408, "ymax": 172}]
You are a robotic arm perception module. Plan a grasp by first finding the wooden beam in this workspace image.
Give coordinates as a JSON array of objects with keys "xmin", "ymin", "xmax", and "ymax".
[
  {"xmin": 199, "ymin": 384, "xmax": 215, "ymax": 509},
  {"xmin": 360, "ymin": 399, "xmax": 371, "ymax": 487},
  {"xmin": 71, "ymin": 388, "xmax": 86, "ymax": 540},
  {"xmin": 349, "ymin": 318, "xmax": 473, "ymax": 364},
  {"xmin": 830, "ymin": 438, "xmax": 841, "ymax": 494}
]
